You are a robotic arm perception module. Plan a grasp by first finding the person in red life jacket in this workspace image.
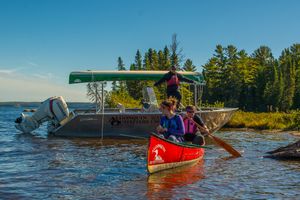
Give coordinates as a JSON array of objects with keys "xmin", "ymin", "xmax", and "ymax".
[
  {"xmin": 183, "ymin": 105, "xmax": 209, "ymax": 146},
  {"xmin": 154, "ymin": 65, "xmax": 195, "ymax": 109},
  {"xmin": 156, "ymin": 98, "xmax": 185, "ymax": 143}
]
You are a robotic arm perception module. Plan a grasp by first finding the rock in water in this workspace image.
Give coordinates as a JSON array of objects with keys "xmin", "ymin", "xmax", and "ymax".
[{"xmin": 265, "ymin": 140, "xmax": 300, "ymax": 160}]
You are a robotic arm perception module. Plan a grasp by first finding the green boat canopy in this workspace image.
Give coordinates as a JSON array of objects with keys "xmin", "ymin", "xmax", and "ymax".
[{"xmin": 69, "ymin": 70, "xmax": 204, "ymax": 84}]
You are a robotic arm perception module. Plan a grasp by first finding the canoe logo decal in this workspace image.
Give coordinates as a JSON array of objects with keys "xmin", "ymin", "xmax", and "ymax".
[{"xmin": 151, "ymin": 144, "xmax": 166, "ymax": 164}]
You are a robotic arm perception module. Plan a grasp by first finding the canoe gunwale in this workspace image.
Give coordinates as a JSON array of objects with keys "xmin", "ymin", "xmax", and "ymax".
[{"xmin": 150, "ymin": 133, "xmax": 207, "ymax": 149}]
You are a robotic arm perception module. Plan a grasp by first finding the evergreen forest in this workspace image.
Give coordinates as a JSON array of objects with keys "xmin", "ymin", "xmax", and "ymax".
[{"xmin": 89, "ymin": 35, "xmax": 300, "ymax": 112}]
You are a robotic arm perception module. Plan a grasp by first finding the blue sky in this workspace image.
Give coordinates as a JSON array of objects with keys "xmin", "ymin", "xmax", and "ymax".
[{"xmin": 0, "ymin": 0, "xmax": 299, "ymax": 102}]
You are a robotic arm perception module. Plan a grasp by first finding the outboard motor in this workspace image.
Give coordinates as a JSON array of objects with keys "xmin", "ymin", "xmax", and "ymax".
[{"xmin": 15, "ymin": 96, "xmax": 69, "ymax": 133}]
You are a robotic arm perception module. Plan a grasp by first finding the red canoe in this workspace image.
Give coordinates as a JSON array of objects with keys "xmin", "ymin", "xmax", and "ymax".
[{"xmin": 147, "ymin": 133, "xmax": 205, "ymax": 174}]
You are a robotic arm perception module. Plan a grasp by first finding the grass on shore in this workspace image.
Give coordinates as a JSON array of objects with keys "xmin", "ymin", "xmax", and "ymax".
[{"xmin": 225, "ymin": 111, "xmax": 300, "ymax": 131}]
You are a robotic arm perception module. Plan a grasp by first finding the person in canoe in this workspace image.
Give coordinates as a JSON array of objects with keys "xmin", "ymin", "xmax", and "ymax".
[
  {"xmin": 154, "ymin": 65, "xmax": 195, "ymax": 110},
  {"xmin": 156, "ymin": 98, "xmax": 185, "ymax": 143},
  {"xmin": 182, "ymin": 105, "xmax": 209, "ymax": 146}
]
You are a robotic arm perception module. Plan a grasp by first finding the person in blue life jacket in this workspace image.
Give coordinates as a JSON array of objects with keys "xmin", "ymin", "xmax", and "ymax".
[
  {"xmin": 154, "ymin": 65, "xmax": 195, "ymax": 110},
  {"xmin": 182, "ymin": 105, "xmax": 209, "ymax": 146},
  {"xmin": 156, "ymin": 98, "xmax": 185, "ymax": 143}
]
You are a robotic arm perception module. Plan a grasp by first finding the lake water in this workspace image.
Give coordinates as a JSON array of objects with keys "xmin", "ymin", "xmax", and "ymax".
[{"xmin": 1, "ymin": 105, "xmax": 299, "ymax": 199}]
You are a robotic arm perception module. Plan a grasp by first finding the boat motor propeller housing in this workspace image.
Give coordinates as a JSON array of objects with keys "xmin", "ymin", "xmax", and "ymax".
[{"xmin": 15, "ymin": 96, "xmax": 69, "ymax": 133}]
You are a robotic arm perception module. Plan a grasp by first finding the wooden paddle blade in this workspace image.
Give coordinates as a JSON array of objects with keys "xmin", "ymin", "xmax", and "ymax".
[
  {"xmin": 209, "ymin": 134, "xmax": 242, "ymax": 157},
  {"xmin": 189, "ymin": 117, "xmax": 241, "ymax": 157}
]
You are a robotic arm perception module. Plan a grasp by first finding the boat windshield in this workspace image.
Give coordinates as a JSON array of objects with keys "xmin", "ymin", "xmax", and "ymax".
[{"xmin": 142, "ymin": 87, "xmax": 158, "ymax": 106}]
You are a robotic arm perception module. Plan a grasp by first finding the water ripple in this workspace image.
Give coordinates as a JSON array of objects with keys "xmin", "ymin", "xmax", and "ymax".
[{"xmin": 0, "ymin": 107, "xmax": 299, "ymax": 199}]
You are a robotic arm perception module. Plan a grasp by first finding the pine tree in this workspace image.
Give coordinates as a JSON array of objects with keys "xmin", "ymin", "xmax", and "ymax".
[
  {"xmin": 236, "ymin": 50, "xmax": 257, "ymax": 110},
  {"xmin": 279, "ymin": 49, "xmax": 296, "ymax": 111},
  {"xmin": 117, "ymin": 57, "xmax": 126, "ymax": 93},
  {"xmin": 222, "ymin": 45, "xmax": 242, "ymax": 107},
  {"xmin": 158, "ymin": 50, "xmax": 165, "ymax": 70},
  {"xmin": 203, "ymin": 45, "xmax": 227, "ymax": 104},
  {"xmin": 147, "ymin": 48, "xmax": 159, "ymax": 70},
  {"xmin": 252, "ymin": 46, "xmax": 275, "ymax": 111},
  {"xmin": 170, "ymin": 34, "xmax": 183, "ymax": 68},
  {"xmin": 290, "ymin": 44, "xmax": 300, "ymax": 109},
  {"xmin": 183, "ymin": 59, "xmax": 197, "ymax": 71},
  {"xmin": 294, "ymin": 67, "xmax": 300, "ymax": 109},
  {"xmin": 135, "ymin": 50, "xmax": 142, "ymax": 70},
  {"xmin": 143, "ymin": 52, "xmax": 150, "ymax": 70},
  {"xmin": 163, "ymin": 46, "xmax": 171, "ymax": 70},
  {"xmin": 263, "ymin": 63, "xmax": 282, "ymax": 111},
  {"xmin": 117, "ymin": 57, "xmax": 126, "ymax": 71},
  {"xmin": 112, "ymin": 56, "xmax": 125, "ymax": 91}
]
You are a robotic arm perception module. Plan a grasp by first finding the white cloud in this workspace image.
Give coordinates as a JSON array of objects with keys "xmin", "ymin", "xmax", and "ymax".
[
  {"xmin": 0, "ymin": 72, "xmax": 88, "ymax": 102},
  {"xmin": 32, "ymin": 73, "xmax": 54, "ymax": 80},
  {"xmin": 0, "ymin": 67, "xmax": 27, "ymax": 75},
  {"xmin": 28, "ymin": 62, "xmax": 38, "ymax": 67},
  {"xmin": 0, "ymin": 68, "xmax": 19, "ymax": 74}
]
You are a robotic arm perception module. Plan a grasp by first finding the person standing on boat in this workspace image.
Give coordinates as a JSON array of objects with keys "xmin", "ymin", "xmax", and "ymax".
[
  {"xmin": 154, "ymin": 65, "xmax": 195, "ymax": 109},
  {"xmin": 156, "ymin": 99, "xmax": 185, "ymax": 143},
  {"xmin": 183, "ymin": 105, "xmax": 209, "ymax": 146}
]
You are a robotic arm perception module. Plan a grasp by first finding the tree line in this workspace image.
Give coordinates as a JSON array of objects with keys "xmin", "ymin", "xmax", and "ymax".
[
  {"xmin": 103, "ymin": 37, "xmax": 300, "ymax": 112},
  {"xmin": 203, "ymin": 44, "xmax": 300, "ymax": 112},
  {"xmin": 106, "ymin": 35, "xmax": 197, "ymax": 108}
]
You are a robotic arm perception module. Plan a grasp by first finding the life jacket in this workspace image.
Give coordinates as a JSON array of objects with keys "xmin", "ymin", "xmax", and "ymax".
[
  {"xmin": 161, "ymin": 115, "xmax": 180, "ymax": 130},
  {"xmin": 183, "ymin": 117, "xmax": 197, "ymax": 134},
  {"xmin": 167, "ymin": 74, "xmax": 179, "ymax": 87},
  {"xmin": 161, "ymin": 115, "xmax": 184, "ymax": 142}
]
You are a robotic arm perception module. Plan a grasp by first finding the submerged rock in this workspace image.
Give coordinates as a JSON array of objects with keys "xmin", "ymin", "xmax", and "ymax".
[{"xmin": 265, "ymin": 140, "xmax": 300, "ymax": 160}]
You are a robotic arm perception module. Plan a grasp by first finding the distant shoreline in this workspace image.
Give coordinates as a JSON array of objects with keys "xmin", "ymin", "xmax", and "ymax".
[{"xmin": 0, "ymin": 102, "xmax": 92, "ymax": 107}]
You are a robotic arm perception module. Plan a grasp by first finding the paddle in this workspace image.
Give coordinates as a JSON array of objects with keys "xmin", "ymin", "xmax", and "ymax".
[{"xmin": 190, "ymin": 118, "xmax": 242, "ymax": 157}]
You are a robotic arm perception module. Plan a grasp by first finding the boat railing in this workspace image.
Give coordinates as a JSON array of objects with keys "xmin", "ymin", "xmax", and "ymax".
[{"xmin": 73, "ymin": 107, "xmax": 161, "ymax": 114}]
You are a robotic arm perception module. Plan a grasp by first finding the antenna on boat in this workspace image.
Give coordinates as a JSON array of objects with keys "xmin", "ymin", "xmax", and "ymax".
[{"xmin": 100, "ymin": 82, "xmax": 105, "ymax": 141}]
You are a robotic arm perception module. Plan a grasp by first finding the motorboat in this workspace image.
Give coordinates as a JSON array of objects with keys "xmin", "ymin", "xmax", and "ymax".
[{"xmin": 15, "ymin": 70, "xmax": 237, "ymax": 138}]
